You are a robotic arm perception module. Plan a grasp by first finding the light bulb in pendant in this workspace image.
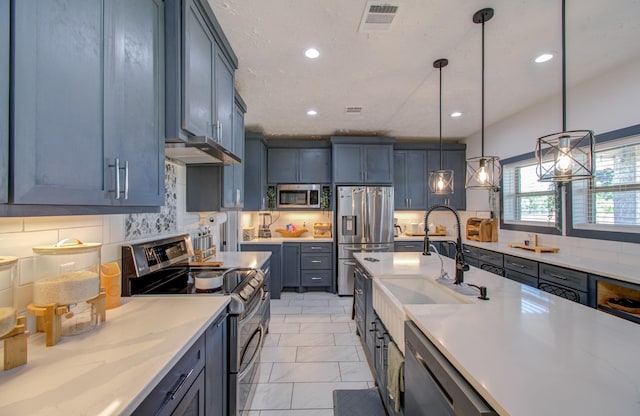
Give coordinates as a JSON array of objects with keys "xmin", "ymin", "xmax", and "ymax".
[
  {"xmin": 556, "ymin": 135, "xmax": 573, "ymax": 173},
  {"xmin": 476, "ymin": 159, "xmax": 488, "ymax": 184},
  {"xmin": 437, "ymin": 176, "xmax": 445, "ymax": 190}
]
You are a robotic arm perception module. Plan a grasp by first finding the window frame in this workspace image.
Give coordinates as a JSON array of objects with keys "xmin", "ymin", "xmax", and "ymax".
[
  {"xmin": 500, "ymin": 151, "xmax": 562, "ymax": 235},
  {"xmin": 567, "ymin": 123, "xmax": 640, "ymax": 243}
]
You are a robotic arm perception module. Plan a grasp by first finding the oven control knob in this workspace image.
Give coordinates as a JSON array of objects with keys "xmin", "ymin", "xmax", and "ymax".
[{"xmin": 249, "ymin": 278, "xmax": 259, "ymax": 288}]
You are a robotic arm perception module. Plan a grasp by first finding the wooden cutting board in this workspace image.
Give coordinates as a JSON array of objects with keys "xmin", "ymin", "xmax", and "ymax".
[{"xmin": 507, "ymin": 243, "xmax": 559, "ymax": 253}]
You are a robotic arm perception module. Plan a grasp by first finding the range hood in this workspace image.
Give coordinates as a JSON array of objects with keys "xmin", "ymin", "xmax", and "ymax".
[{"xmin": 165, "ymin": 136, "xmax": 241, "ymax": 165}]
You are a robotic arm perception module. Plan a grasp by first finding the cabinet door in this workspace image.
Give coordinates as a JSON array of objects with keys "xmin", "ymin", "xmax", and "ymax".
[
  {"xmin": 0, "ymin": 0, "xmax": 8, "ymax": 203},
  {"xmin": 393, "ymin": 151, "xmax": 408, "ymax": 209},
  {"xmin": 107, "ymin": 0, "xmax": 165, "ymax": 206},
  {"xmin": 394, "ymin": 150, "xmax": 426, "ymax": 210},
  {"xmin": 244, "ymin": 136, "xmax": 267, "ymax": 210},
  {"xmin": 214, "ymin": 45, "xmax": 234, "ymax": 149},
  {"xmin": 364, "ymin": 145, "xmax": 393, "ymax": 184},
  {"xmin": 299, "ymin": 148, "xmax": 331, "ymax": 183},
  {"xmin": 282, "ymin": 243, "xmax": 301, "ymax": 288},
  {"xmin": 12, "ymin": 0, "xmax": 109, "ymax": 205},
  {"xmin": 183, "ymin": 0, "xmax": 215, "ymax": 137},
  {"xmin": 205, "ymin": 314, "xmax": 227, "ymax": 416},
  {"xmin": 267, "ymin": 148, "xmax": 299, "ymax": 183},
  {"xmin": 333, "ymin": 144, "xmax": 363, "ymax": 183},
  {"xmin": 172, "ymin": 369, "xmax": 206, "ymax": 416},
  {"xmin": 427, "ymin": 150, "xmax": 466, "ymax": 209},
  {"xmin": 222, "ymin": 103, "xmax": 244, "ymax": 208}
]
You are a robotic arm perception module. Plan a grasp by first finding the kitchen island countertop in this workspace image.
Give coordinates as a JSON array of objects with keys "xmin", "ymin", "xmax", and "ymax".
[
  {"xmin": 0, "ymin": 296, "xmax": 230, "ymax": 415},
  {"xmin": 354, "ymin": 251, "xmax": 640, "ymax": 416}
]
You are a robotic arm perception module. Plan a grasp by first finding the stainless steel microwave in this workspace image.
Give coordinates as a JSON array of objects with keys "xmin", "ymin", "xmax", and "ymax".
[{"xmin": 276, "ymin": 184, "xmax": 321, "ymax": 209}]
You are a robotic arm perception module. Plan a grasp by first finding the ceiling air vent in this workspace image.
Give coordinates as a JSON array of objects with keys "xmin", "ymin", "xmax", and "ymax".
[
  {"xmin": 345, "ymin": 106, "xmax": 363, "ymax": 114},
  {"xmin": 358, "ymin": 1, "xmax": 399, "ymax": 32}
]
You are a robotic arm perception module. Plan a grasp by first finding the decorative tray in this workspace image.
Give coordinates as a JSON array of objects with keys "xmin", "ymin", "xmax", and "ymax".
[{"xmin": 275, "ymin": 228, "xmax": 309, "ymax": 237}]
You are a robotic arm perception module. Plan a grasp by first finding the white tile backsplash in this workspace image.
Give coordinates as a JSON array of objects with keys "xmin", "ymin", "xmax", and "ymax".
[{"xmin": 24, "ymin": 215, "xmax": 103, "ymax": 232}]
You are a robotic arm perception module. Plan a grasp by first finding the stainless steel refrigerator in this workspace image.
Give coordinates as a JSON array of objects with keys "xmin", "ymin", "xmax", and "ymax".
[{"xmin": 336, "ymin": 186, "xmax": 394, "ymax": 295}]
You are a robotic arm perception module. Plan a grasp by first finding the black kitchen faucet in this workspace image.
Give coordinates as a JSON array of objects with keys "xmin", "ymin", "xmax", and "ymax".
[{"xmin": 423, "ymin": 205, "xmax": 469, "ymax": 285}]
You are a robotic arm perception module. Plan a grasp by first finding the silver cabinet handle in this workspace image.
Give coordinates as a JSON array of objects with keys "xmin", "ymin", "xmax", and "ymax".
[
  {"xmin": 123, "ymin": 160, "xmax": 129, "ymax": 200},
  {"xmin": 310, "ymin": 247, "xmax": 323, "ymax": 250},
  {"xmin": 311, "ymin": 260, "xmax": 322, "ymax": 263},
  {"xmin": 549, "ymin": 272, "xmax": 568, "ymax": 280},
  {"xmin": 112, "ymin": 158, "xmax": 120, "ymax": 199},
  {"xmin": 344, "ymin": 261, "xmax": 357, "ymax": 266},
  {"xmin": 311, "ymin": 277, "xmax": 322, "ymax": 280},
  {"xmin": 218, "ymin": 121, "xmax": 222, "ymax": 143},
  {"xmin": 509, "ymin": 262, "xmax": 527, "ymax": 269}
]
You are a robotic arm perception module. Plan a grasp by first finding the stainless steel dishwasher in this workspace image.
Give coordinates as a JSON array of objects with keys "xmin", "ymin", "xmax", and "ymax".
[{"xmin": 404, "ymin": 321, "xmax": 497, "ymax": 416}]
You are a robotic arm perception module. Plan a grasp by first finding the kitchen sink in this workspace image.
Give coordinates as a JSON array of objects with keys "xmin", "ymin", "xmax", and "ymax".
[{"xmin": 373, "ymin": 277, "xmax": 472, "ymax": 353}]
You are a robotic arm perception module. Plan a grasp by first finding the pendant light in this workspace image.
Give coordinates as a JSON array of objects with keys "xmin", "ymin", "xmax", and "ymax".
[
  {"xmin": 428, "ymin": 58, "xmax": 454, "ymax": 195},
  {"xmin": 465, "ymin": 8, "xmax": 501, "ymax": 191},
  {"xmin": 535, "ymin": 0, "xmax": 594, "ymax": 182}
]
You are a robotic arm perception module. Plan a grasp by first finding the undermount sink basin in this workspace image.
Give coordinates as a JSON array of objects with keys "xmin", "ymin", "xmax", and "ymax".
[{"xmin": 373, "ymin": 277, "xmax": 472, "ymax": 353}]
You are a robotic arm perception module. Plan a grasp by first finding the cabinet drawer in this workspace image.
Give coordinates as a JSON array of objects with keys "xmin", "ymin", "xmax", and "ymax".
[
  {"xmin": 505, "ymin": 269, "xmax": 538, "ymax": 288},
  {"xmin": 301, "ymin": 243, "xmax": 332, "ymax": 253},
  {"xmin": 464, "ymin": 246, "xmax": 502, "ymax": 267},
  {"xmin": 394, "ymin": 241, "xmax": 423, "ymax": 252},
  {"xmin": 504, "ymin": 255, "xmax": 538, "ymax": 277},
  {"xmin": 133, "ymin": 335, "xmax": 205, "ymax": 416},
  {"xmin": 539, "ymin": 263, "xmax": 588, "ymax": 292},
  {"xmin": 301, "ymin": 253, "xmax": 331, "ymax": 269},
  {"xmin": 301, "ymin": 270, "xmax": 332, "ymax": 286}
]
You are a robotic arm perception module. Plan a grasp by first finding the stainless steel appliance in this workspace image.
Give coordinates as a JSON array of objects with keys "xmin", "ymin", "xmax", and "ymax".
[
  {"xmin": 258, "ymin": 212, "xmax": 273, "ymax": 238},
  {"xmin": 276, "ymin": 184, "xmax": 321, "ymax": 209},
  {"xmin": 404, "ymin": 321, "xmax": 497, "ymax": 415},
  {"xmin": 121, "ymin": 234, "xmax": 270, "ymax": 416},
  {"xmin": 336, "ymin": 186, "xmax": 394, "ymax": 295}
]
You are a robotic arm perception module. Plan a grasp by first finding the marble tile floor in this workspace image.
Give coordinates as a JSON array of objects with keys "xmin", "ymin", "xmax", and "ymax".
[{"xmin": 241, "ymin": 292, "xmax": 375, "ymax": 416}]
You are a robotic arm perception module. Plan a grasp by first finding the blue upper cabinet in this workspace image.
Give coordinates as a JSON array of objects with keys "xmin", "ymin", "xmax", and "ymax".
[
  {"xmin": 165, "ymin": 0, "xmax": 238, "ymax": 147},
  {"xmin": 222, "ymin": 94, "xmax": 246, "ymax": 208},
  {"xmin": 182, "ymin": 0, "xmax": 215, "ymax": 138},
  {"xmin": 331, "ymin": 137, "xmax": 395, "ymax": 184},
  {"xmin": 10, "ymin": 0, "xmax": 164, "ymax": 207},
  {"xmin": 427, "ymin": 149, "xmax": 466, "ymax": 210},
  {"xmin": 0, "ymin": 0, "xmax": 8, "ymax": 204},
  {"xmin": 12, "ymin": 0, "xmax": 107, "ymax": 205},
  {"xmin": 106, "ymin": 0, "xmax": 165, "ymax": 206},
  {"xmin": 394, "ymin": 150, "xmax": 427, "ymax": 210},
  {"xmin": 267, "ymin": 147, "xmax": 331, "ymax": 184},
  {"xmin": 215, "ymin": 46, "xmax": 234, "ymax": 149},
  {"xmin": 244, "ymin": 133, "xmax": 268, "ymax": 211}
]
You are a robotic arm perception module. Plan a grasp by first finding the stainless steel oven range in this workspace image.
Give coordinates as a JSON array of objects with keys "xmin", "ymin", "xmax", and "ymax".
[{"xmin": 121, "ymin": 234, "xmax": 270, "ymax": 415}]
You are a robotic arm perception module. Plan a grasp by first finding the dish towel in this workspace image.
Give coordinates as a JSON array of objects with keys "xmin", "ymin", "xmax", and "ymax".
[{"xmin": 387, "ymin": 340, "xmax": 405, "ymax": 412}]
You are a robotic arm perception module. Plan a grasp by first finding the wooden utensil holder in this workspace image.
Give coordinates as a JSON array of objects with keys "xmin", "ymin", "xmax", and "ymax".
[
  {"xmin": 28, "ymin": 289, "xmax": 106, "ymax": 347},
  {"xmin": 1, "ymin": 315, "xmax": 28, "ymax": 370}
]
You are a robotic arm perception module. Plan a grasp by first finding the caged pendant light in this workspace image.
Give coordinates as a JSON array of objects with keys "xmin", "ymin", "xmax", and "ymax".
[
  {"xmin": 465, "ymin": 8, "xmax": 501, "ymax": 191},
  {"xmin": 535, "ymin": 0, "xmax": 594, "ymax": 182},
  {"xmin": 428, "ymin": 58, "xmax": 454, "ymax": 195}
]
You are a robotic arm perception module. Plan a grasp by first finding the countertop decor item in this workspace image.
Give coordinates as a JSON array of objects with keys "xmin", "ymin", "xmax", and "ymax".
[
  {"xmin": 466, "ymin": 217, "xmax": 498, "ymax": 242},
  {"xmin": 507, "ymin": 243, "xmax": 559, "ymax": 254},
  {"xmin": 428, "ymin": 58, "xmax": 454, "ymax": 195},
  {"xmin": 465, "ymin": 8, "xmax": 501, "ymax": 191},
  {"xmin": 29, "ymin": 239, "xmax": 106, "ymax": 345},
  {"xmin": 535, "ymin": 0, "xmax": 594, "ymax": 182},
  {"xmin": 1, "ymin": 312, "xmax": 27, "ymax": 370},
  {"xmin": 100, "ymin": 263, "xmax": 121, "ymax": 310},
  {"xmin": 275, "ymin": 228, "xmax": 309, "ymax": 238},
  {"xmin": 313, "ymin": 222, "xmax": 332, "ymax": 238}
]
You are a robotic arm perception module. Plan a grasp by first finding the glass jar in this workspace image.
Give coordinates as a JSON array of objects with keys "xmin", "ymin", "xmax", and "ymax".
[
  {"xmin": 32, "ymin": 239, "xmax": 102, "ymax": 336},
  {"xmin": 0, "ymin": 256, "xmax": 18, "ymax": 337}
]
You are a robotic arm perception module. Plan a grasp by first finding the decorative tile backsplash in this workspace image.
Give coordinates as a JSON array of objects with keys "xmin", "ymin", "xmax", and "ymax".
[{"xmin": 125, "ymin": 162, "xmax": 177, "ymax": 239}]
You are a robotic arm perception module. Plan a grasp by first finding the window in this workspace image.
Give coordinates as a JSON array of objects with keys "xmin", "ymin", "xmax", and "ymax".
[
  {"xmin": 501, "ymin": 156, "xmax": 560, "ymax": 233},
  {"xmin": 570, "ymin": 135, "xmax": 640, "ymax": 233}
]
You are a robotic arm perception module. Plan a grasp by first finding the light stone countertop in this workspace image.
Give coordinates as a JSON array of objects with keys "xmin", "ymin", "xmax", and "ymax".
[
  {"xmin": 394, "ymin": 234, "xmax": 640, "ymax": 286},
  {"xmin": 0, "ymin": 296, "xmax": 230, "ymax": 416},
  {"xmin": 240, "ymin": 236, "xmax": 333, "ymax": 244},
  {"xmin": 207, "ymin": 251, "xmax": 272, "ymax": 268},
  {"xmin": 354, "ymin": 252, "xmax": 640, "ymax": 416}
]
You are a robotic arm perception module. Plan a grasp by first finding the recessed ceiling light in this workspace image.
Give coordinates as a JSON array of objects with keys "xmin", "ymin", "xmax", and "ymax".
[
  {"xmin": 450, "ymin": 111, "xmax": 462, "ymax": 118},
  {"xmin": 307, "ymin": 109, "xmax": 317, "ymax": 116},
  {"xmin": 534, "ymin": 53, "xmax": 553, "ymax": 63},
  {"xmin": 305, "ymin": 48, "xmax": 320, "ymax": 59}
]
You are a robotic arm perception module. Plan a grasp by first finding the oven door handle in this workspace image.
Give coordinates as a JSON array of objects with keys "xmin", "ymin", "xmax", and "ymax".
[{"xmin": 238, "ymin": 325, "xmax": 264, "ymax": 379}]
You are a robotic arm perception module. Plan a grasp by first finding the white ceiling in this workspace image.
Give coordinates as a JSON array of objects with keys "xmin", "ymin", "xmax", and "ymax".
[{"xmin": 210, "ymin": 0, "xmax": 640, "ymax": 141}]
